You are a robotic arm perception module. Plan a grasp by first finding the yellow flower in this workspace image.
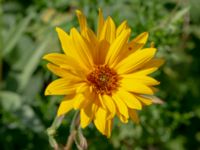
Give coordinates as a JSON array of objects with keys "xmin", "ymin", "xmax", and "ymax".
[{"xmin": 43, "ymin": 9, "xmax": 164, "ymax": 137}]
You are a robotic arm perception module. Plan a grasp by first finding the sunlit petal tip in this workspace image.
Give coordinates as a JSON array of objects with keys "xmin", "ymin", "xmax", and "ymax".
[
  {"xmin": 44, "ymin": 85, "xmax": 52, "ymax": 96},
  {"xmin": 70, "ymin": 27, "xmax": 77, "ymax": 33},
  {"xmin": 158, "ymin": 58, "xmax": 165, "ymax": 66},
  {"xmin": 44, "ymin": 88, "xmax": 50, "ymax": 96},
  {"xmin": 106, "ymin": 16, "xmax": 116, "ymax": 27},
  {"xmin": 55, "ymin": 26, "xmax": 62, "ymax": 32},
  {"xmin": 144, "ymin": 32, "xmax": 149, "ymax": 39},
  {"xmin": 98, "ymin": 8, "xmax": 102, "ymax": 13},
  {"xmin": 143, "ymin": 31, "xmax": 149, "ymax": 36},
  {"xmin": 150, "ymin": 41, "xmax": 155, "ymax": 48},
  {"xmin": 149, "ymin": 47, "xmax": 157, "ymax": 52},
  {"xmin": 42, "ymin": 54, "xmax": 48, "ymax": 60},
  {"xmin": 75, "ymin": 9, "xmax": 82, "ymax": 15},
  {"xmin": 55, "ymin": 27, "xmax": 69, "ymax": 37},
  {"xmin": 43, "ymin": 53, "xmax": 59, "ymax": 61},
  {"xmin": 42, "ymin": 53, "xmax": 55, "ymax": 61},
  {"xmin": 80, "ymin": 109, "xmax": 92, "ymax": 128},
  {"xmin": 134, "ymin": 32, "xmax": 149, "ymax": 44},
  {"xmin": 43, "ymin": 53, "xmax": 56, "ymax": 60},
  {"xmin": 57, "ymin": 98, "xmax": 74, "ymax": 117},
  {"xmin": 44, "ymin": 81, "xmax": 55, "ymax": 95}
]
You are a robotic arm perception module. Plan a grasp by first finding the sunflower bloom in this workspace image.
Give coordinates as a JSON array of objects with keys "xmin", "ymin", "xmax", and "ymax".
[{"xmin": 43, "ymin": 9, "xmax": 164, "ymax": 137}]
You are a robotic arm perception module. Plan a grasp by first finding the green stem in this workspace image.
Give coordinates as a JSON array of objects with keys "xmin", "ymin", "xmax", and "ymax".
[
  {"xmin": 47, "ymin": 111, "xmax": 87, "ymax": 150},
  {"xmin": 0, "ymin": 0, "xmax": 3, "ymax": 84},
  {"xmin": 70, "ymin": 111, "xmax": 80, "ymax": 131},
  {"xmin": 47, "ymin": 115, "xmax": 65, "ymax": 150},
  {"xmin": 64, "ymin": 111, "xmax": 80, "ymax": 150},
  {"xmin": 67, "ymin": 111, "xmax": 87, "ymax": 150}
]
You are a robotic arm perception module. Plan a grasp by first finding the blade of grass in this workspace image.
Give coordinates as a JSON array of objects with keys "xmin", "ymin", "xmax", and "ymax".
[
  {"xmin": 0, "ymin": 1, "xmax": 3, "ymax": 85},
  {"xmin": 18, "ymin": 35, "xmax": 51, "ymax": 92},
  {"xmin": 2, "ymin": 11, "xmax": 35, "ymax": 57}
]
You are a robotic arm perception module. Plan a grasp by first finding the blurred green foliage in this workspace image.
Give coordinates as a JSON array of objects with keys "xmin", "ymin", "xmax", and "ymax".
[{"xmin": 0, "ymin": 0, "xmax": 200, "ymax": 149}]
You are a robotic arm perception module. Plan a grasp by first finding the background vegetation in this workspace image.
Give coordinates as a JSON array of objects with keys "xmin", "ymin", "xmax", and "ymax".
[{"xmin": 0, "ymin": 0, "xmax": 200, "ymax": 149}]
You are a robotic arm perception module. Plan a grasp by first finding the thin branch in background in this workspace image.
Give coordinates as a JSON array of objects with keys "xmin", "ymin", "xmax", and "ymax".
[{"xmin": 150, "ymin": 0, "xmax": 181, "ymax": 32}]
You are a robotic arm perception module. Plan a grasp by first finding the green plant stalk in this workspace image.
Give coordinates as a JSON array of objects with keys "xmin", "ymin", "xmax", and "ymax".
[
  {"xmin": 65, "ymin": 111, "xmax": 87, "ymax": 150},
  {"xmin": 47, "ymin": 115, "xmax": 65, "ymax": 150},
  {"xmin": 64, "ymin": 111, "xmax": 79, "ymax": 150},
  {"xmin": 0, "ymin": 0, "xmax": 3, "ymax": 84},
  {"xmin": 2, "ymin": 11, "xmax": 35, "ymax": 57}
]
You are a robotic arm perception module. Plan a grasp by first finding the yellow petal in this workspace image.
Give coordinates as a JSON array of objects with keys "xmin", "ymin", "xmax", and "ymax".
[
  {"xmin": 115, "ymin": 48, "xmax": 157, "ymax": 74},
  {"xmin": 73, "ymin": 94, "xmax": 86, "ymax": 109},
  {"xmin": 105, "ymin": 29, "xmax": 130, "ymax": 67},
  {"xmin": 96, "ymin": 39, "xmax": 110, "ymax": 65},
  {"xmin": 116, "ymin": 111, "xmax": 128, "ymax": 123},
  {"xmin": 151, "ymin": 42, "xmax": 155, "ymax": 48},
  {"xmin": 80, "ymin": 101, "xmax": 98, "ymax": 128},
  {"xmin": 116, "ymin": 88, "xmax": 142, "ymax": 109},
  {"xmin": 84, "ymin": 28, "xmax": 98, "ymax": 63},
  {"xmin": 84, "ymin": 28, "xmax": 98, "ymax": 45},
  {"xmin": 94, "ymin": 107, "xmax": 113, "ymax": 137},
  {"xmin": 124, "ymin": 32, "xmax": 149, "ymax": 53},
  {"xmin": 101, "ymin": 95, "xmax": 116, "ymax": 118},
  {"xmin": 57, "ymin": 95, "xmax": 75, "ymax": 116},
  {"xmin": 97, "ymin": 8, "xmax": 104, "ymax": 39},
  {"xmin": 137, "ymin": 59, "xmax": 165, "ymax": 74},
  {"xmin": 133, "ymin": 32, "xmax": 149, "ymax": 44},
  {"xmin": 47, "ymin": 63, "xmax": 71, "ymax": 77},
  {"xmin": 105, "ymin": 119, "xmax": 113, "ymax": 138},
  {"xmin": 43, "ymin": 53, "xmax": 78, "ymax": 69},
  {"xmin": 94, "ymin": 107, "xmax": 106, "ymax": 135},
  {"xmin": 55, "ymin": 27, "xmax": 90, "ymax": 71},
  {"xmin": 45, "ymin": 78, "xmax": 84, "ymax": 95},
  {"xmin": 120, "ymin": 78, "xmax": 154, "ymax": 95},
  {"xmin": 116, "ymin": 20, "xmax": 128, "ymax": 36},
  {"xmin": 70, "ymin": 28, "xmax": 93, "ymax": 68},
  {"xmin": 74, "ymin": 86, "xmax": 95, "ymax": 110},
  {"xmin": 80, "ymin": 108, "xmax": 90, "ymax": 128},
  {"xmin": 112, "ymin": 93, "xmax": 129, "ymax": 119},
  {"xmin": 128, "ymin": 109, "xmax": 140, "ymax": 124},
  {"xmin": 99, "ymin": 17, "xmax": 116, "ymax": 43},
  {"xmin": 117, "ymin": 32, "xmax": 149, "ymax": 62},
  {"xmin": 76, "ymin": 10, "xmax": 87, "ymax": 32},
  {"xmin": 134, "ymin": 58, "xmax": 164, "ymax": 75},
  {"xmin": 55, "ymin": 27, "xmax": 71, "ymax": 55},
  {"xmin": 126, "ymin": 42, "xmax": 144, "ymax": 53},
  {"xmin": 43, "ymin": 53, "xmax": 88, "ymax": 76},
  {"xmin": 121, "ymin": 74, "xmax": 160, "ymax": 86},
  {"xmin": 142, "ymin": 58, "xmax": 165, "ymax": 68},
  {"xmin": 135, "ymin": 95, "xmax": 152, "ymax": 105}
]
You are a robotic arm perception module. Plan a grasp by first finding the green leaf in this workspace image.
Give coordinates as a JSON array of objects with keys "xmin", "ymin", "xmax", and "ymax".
[
  {"xmin": 0, "ymin": 91, "xmax": 22, "ymax": 111},
  {"xmin": 2, "ymin": 12, "xmax": 35, "ymax": 57},
  {"xmin": 171, "ymin": 7, "xmax": 190, "ymax": 24},
  {"xmin": 17, "ymin": 35, "xmax": 51, "ymax": 92}
]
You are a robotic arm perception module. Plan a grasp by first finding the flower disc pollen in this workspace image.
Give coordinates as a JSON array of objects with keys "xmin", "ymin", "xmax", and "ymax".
[{"xmin": 87, "ymin": 65, "xmax": 119, "ymax": 95}]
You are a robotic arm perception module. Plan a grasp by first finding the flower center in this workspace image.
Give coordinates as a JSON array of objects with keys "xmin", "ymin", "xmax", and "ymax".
[{"xmin": 87, "ymin": 65, "xmax": 119, "ymax": 95}]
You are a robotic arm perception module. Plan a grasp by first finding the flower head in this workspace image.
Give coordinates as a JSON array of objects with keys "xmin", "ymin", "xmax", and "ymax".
[{"xmin": 43, "ymin": 9, "xmax": 164, "ymax": 137}]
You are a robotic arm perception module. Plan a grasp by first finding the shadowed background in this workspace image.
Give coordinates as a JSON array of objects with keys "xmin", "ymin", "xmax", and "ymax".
[{"xmin": 0, "ymin": 0, "xmax": 200, "ymax": 149}]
